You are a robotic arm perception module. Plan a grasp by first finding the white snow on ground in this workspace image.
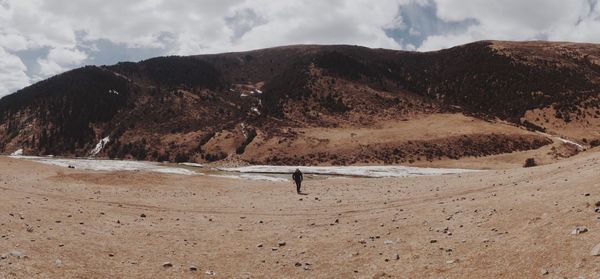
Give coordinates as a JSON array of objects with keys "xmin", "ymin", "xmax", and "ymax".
[
  {"xmin": 10, "ymin": 149, "xmax": 23, "ymax": 156},
  {"xmin": 112, "ymin": 72, "xmax": 132, "ymax": 82},
  {"xmin": 219, "ymin": 165, "xmax": 479, "ymax": 178},
  {"xmin": 240, "ymin": 93, "xmax": 248, "ymax": 97},
  {"xmin": 108, "ymin": 89, "xmax": 119, "ymax": 95},
  {"xmin": 11, "ymin": 157, "xmax": 196, "ymax": 175},
  {"xmin": 90, "ymin": 136, "xmax": 110, "ymax": 156},
  {"xmin": 557, "ymin": 137, "xmax": 584, "ymax": 150},
  {"xmin": 255, "ymin": 89, "xmax": 263, "ymax": 94},
  {"xmin": 240, "ymin": 123, "xmax": 248, "ymax": 138},
  {"xmin": 208, "ymin": 173, "xmax": 288, "ymax": 182},
  {"xmin": 6, "ymin": 156, "xmax": 478, "ymax": 180},
  {"xmin": 251, "ymin": 107, "xmax": 261, "ymax": 115},
  {"xmin": 537, "ymin": 132, "xmax": 584, "ymax": 150},
  {"xmin": 179, "ymin": 162, "xmax": 204, "ymax": 167}
]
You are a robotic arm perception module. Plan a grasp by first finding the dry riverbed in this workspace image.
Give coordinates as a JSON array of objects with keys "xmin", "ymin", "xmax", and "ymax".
[{"xmin": 1, "ymin": 153, "xmax": 600, "ymax": 278}]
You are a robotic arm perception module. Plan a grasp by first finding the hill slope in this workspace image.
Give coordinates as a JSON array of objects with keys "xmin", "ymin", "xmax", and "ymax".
[{"xmin": 2, "ymin": 40, "xmax": 600, "ymax": 165}]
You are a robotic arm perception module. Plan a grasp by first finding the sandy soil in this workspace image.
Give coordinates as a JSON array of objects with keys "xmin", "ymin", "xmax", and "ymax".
[{"xmin": 1, "ymin": 153, "xmax": 600, "ymax": 278}]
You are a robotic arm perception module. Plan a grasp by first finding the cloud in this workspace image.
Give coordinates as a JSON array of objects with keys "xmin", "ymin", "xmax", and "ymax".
[
  {"xmin": 0, "ymin": 47, "xmax": 30, "ymax": 96},
  {"xmin": 36, "ymin": 47, "xmax": 87, "ymax": 78},
  {"xmin": 418, "ymin": 0, "xmax": 599, "ymax": 50},
  {"xmin": 1, "ymin": 0, "xmax": 600, "ymax": 97}
]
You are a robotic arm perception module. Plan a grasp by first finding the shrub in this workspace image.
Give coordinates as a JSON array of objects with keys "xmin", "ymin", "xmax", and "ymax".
[{"xmin": 523, "ymin": 158, "xmax": 537, "ymax": 168}]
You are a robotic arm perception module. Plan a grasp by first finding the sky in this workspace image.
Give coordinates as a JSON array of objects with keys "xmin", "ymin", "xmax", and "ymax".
[{"xmin": 1, "ymin": 0, "xmax": 600, "ymax": 97}]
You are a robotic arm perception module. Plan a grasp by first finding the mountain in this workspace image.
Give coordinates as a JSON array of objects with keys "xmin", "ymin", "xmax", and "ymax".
[{"xmin": 2, "ymin": 40, "xmax": 600, "ymax": 166}]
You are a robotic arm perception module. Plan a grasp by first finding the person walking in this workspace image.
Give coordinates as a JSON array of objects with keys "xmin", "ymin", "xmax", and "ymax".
[{"xmin": 292, "ymin": 168, "xmax": 303, "ymax": 194}]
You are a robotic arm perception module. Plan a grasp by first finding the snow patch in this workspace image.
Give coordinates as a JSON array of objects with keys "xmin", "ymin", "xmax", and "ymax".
[
  {"xmin": 538, "ymin": 132, "xmax": 584, "ymax": 150},
  {"xmin": 90, "ymin": 136, "xmax": 110, "ymax": 156},
  {"xmin": 108, "ymin": 89, "xmax": 119, "ymax": 95},
  {"xmin": 251, "ymin": 107, "xmax": 261, "ymax": 115},
  {"xmin": 240, "ymin": 93, "xmax": 248, "ymax": 97},
  {"xmin": 255, "ymin": 89, "xmax": 263, "ymax": 94},
  {"xmin": 208, "ymin": 173, "xmax": 288, "ymax": 182},
  {"xmin": 557, "ymin": 137, "xmax": 584, "ymax": 150},
  {"xmin": 14, "ymin": 157, "xmax": 197, "ymax": 175},
  {"xmin": 179, "ymin": 162, "xmax": 203, "ymax": 167},
  {"xmin": 219, "ymin": 165, "xmax": 479, "ymax": 178},
  {"xmin": 10, "ymin": 149, "xmax": 23, "ymax": 156},
  {"xmin": 240, "ymin": 123, "xmax": 248, "ymax": 138}
]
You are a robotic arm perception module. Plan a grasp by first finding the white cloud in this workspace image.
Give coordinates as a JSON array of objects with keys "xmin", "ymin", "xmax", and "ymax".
[
  {"xmin": 0, "ymin": 47, "xmax": 30, "ymax": 96},
  {"xmin": 232, "ymin": 0, "xmax": 404, "ymax": 51},
  {"xmin": 1, "ymin": 0, "xmax": 600, "ymax": 96},
  {"xmin": 37, "ymin": 47, "xmax": 87, "ymax": 77},
  {"xmin": 419, "ymin": 0, "xmax": 599, "ymax": 50}
]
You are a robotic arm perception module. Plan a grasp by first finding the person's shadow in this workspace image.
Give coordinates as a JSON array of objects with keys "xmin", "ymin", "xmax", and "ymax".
[{"xmin": 298, "ymin": 192, "xmax": 309, "ymax": 195}]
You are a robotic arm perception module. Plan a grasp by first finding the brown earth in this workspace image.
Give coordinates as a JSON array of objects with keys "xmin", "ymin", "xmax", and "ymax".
[
  {"xmin": 241, "ymin": 113, "xmax": 554, "ymax": 166},
  {"xmin": 2, "ymin": 150, "xmax": 600, "ymax": 278}
]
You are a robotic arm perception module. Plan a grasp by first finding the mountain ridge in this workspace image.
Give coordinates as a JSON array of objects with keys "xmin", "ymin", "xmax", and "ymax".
[{"xmin": 1, "ymin": 40, "xmax": 599, "ymax": 166}]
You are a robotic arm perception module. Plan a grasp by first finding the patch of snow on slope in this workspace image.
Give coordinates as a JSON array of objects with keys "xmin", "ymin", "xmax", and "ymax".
[
  {"xmin": 108, "ymin": 89, "xmax": 119, "ymax": 95},
  {"xmin": 251, "ymin": 107, "xmax": 261, "ymax": 115},
  {"xmin": 219, "ymin": 165, "xmax": 479, "ymax": 178},
  {"xmin": 557, "ymin": 137, "xmax": 584, "ymax": 150},
  {"xmin": 537, "ymin": 132, "xmax": 584, "ymax": 150},
  {"xmin": 179, "ymin": 162, "xmax": 203, "ymax": 167},
  {"xmin": 90, "ymin": 136, "xmax": 110, "ymax": 156},
  {"xmin": 240, "ymin": 123, "xmax": 248, "ymax": 138},
  {"xmin": 10, "ymin": 149, "xmax": 23, "ymax": 156}
]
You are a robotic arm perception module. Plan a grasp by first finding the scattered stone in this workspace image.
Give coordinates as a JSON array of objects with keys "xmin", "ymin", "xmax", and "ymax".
[
  {"xmin": 295, "ymin": 262, "xmax": 302, "ymax": 267},
  {"xmin": 278, "ymin": 241, "xmax": 286, "ymax": 246},
  {"xmin": 394, "ymin": 253, "xmax": 400, "ymax": 260},
  {"xmin": 0, "ymin": 253, "xmax": 8, "ymax": 260},
  {"xmin": 571, "ymin": 227, "xmax": 589, "ymax": 235},
  {"xmin": 205, "ymin": 270, "xmax": 215, "ymax": 275},
  {"xmin": 108, "ymin": 253, "xmax": 114, "ymax": 257},
  {"xmin": 55, "ymin": 259, "xmax": 63, "ymax": 267},
  {"xmin": 140, "ymin": 214, "xmax": 146, "ymax": 218},
  {"xmin": 540, "ymin": 268, "xmax": 549, "ymax": 275},
  {"xmin": 257, "ymin": 243, "xmax": 263, "ymax": 248},
  {"xmin": 591, "ymin": 243, "xmax": 600, "ymax": 256},
  {"xmin": 9, "ymin": 250, "xmax": 25, "ymax": 259},
  {"xmin": 384, "ymin": 240, "xmax": 394, "ymax": 245},
  {"xmin": 162, "ymin": 262, "xmax": 173, "ymax": 268},
  {"xmin": 190, "ymin": 265, "xmax": 198, "ymax": 271},
  {"xmin": 271, "ymin": 247, "xmax": 278, "ymax": 251},
  {"xmin": 430, "ymin": 240, "xmax": 437, "ymax": 243}
]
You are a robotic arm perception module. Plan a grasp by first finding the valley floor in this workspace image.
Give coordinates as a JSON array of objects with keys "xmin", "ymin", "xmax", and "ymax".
[{"xmin": 1, "ymin": 152, "xmax": 600, "ymax": 278}]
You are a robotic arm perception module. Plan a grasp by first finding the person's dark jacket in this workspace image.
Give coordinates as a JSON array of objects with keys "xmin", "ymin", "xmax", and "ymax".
[{"xmin": 292, "ymin": 170, "xmax": 303, "ymax": 182}]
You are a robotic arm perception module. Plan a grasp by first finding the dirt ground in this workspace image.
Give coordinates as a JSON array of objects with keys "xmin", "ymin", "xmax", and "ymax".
[{"xmin": 1, "ymin": 152, "xmax": 600, "ymax": 278}]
